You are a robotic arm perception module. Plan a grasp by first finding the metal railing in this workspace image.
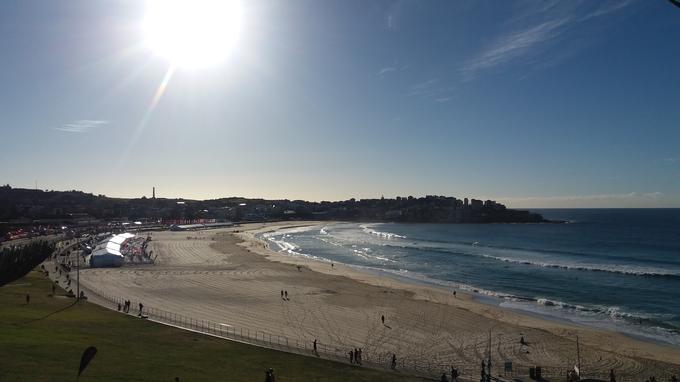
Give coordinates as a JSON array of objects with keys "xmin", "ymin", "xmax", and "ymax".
[{"xmin": 47, "ymin": 261, "xmax": 678, "ymax": 382}]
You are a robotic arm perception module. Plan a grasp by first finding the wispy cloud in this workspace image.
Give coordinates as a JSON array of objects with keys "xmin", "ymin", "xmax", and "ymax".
[
  {"xmin": 664, "ymin": 157, "xmax": 678, "ymax": 163},
  {"xmin": 579, "ymin": 0, "xmax": 637, "ymax": 22},
  {"xmin": 496, "ymin": 191, "xmax": 664, "ymax": 207},
  {"xmin": 378, "ymin": 66, "xmax": 397, "ymax": 76},
  {"xmin": 53, "ymin": 119, "xmax": 109, "ymax": 133},
  {"xmin": 502, "ymin": 192, "xmax": 663, "ymax": 203},
  {"xmin": 407, "ymin": 78, "xmax": 456, "ymax": 102},
  {"xmin": 460, "ymin": 0, "xmax": 637, "ymax": 81}
]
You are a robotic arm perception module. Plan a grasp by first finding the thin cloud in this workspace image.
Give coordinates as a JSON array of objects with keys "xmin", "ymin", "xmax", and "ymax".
[
  {"xmin": 579, "ymin": 0, "xmax": 636, "ymax": 22},
  {"xmin": 408, "ymin": 78, "xmax": 456, "ymax": 102},
  {"xmin": 411, "ymin": 78, "xmax": 439, "ymax": 90},
  {"xmin": 495, "ymin": 192, "xmax": 668, "ymax": 208},
  {"xmin": 53, "ymin": 119, "xmax": 109, "ymax": 133},
  {"xmin": 460, "ymin": 18, "xmax": 568, "ymax": 81},
  {"xmin": 378, "ymin": 66, "xmax": 397, "ymax": 76},
  {"xmin": 460, "ymin": 0, "xmax": 637, "ymax": 81},
  {"xmin": 500, "ymin": 192, "xmax": 663, "ymax": 203}
]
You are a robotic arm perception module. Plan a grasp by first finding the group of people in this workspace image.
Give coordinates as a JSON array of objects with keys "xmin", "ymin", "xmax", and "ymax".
[
  {"xmin": 118, "ymin": 300, "xmax": 132, "ymax": 313},
  {"xmin": 348, "ymin": 348, "xmax": 363, "ymax": 365},
  {"xmin": 439, "ymin": 368, "xmax": 460, "ymax": 382},
  {"xmin": 117, "ymin": 300, "xmax": 144, "ymax": 316}
]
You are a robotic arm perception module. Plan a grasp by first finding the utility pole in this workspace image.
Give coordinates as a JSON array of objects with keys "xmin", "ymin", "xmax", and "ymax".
[
  {"xmin": 576, "ymin": 335, "xmax": 581, "ymax": 378},
  {"xmin": 76, "ymin": 236, "xmax": 80, "ymax": 300},
  {"xmin": 487, "ymin": 328, "xmax": 492, "ymax": 382}
]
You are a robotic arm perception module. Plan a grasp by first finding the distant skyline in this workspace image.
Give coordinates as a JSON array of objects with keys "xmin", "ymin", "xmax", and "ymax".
[{"xmin": 1, "ymin": 0, "xmax": 679, "ymax": 208}]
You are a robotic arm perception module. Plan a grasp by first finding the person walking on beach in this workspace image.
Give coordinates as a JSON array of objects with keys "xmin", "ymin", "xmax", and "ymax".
[
  {"xmin": 284, "ymin": 290, "xmax": 288, "ymax": 300},
  {"xmin": 391, "ymin": 354, "xmax": 397, "ymax": 369},
  {"xmin": 138, "ymin": 302, "xmax": 144, "ymax": 316},
  {"xmin": 451, "ymin": 366, "xmax": 459, "ymax": 381},
  {"xmin": 609, "ymin": 369, "xmax": 616, "ymax": 382},
  {"xmin": 357, "ymin": 348, "xmax": 362, "ymax": 365},
  {"xmin": 349, "ymin": 349, "xmax": 354, "ymax": 364},
  {"xmin": 313, "ymin": 339, "xmax": 317, "ymax": 353},
  {"xmin": 281, "ymin": 290, "xmax": 284, "ymax": 299},
  {"xmin": 381, "ymin": 315, "xmax": 385, "ymax": 325}
]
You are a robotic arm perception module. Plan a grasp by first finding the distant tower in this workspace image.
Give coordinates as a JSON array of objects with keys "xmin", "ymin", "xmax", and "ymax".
[
  {"xmin": 152, "ymin": 187, "xmax": 156, "ymax": 199},
  {"xmin": 464, "ymin": 198, "xmax": 469, "ymax": 207}
]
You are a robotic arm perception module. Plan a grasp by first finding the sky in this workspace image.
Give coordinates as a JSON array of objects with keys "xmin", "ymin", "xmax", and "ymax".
[{"xmin": 0, "ymin": 0, "xmax": 679, "ymax": 208}]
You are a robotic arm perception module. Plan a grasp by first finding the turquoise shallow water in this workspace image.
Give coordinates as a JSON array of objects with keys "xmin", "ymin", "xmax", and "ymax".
[{"xmin": 262, "ymin": 209, "xmax": 680, "ymax": 346}]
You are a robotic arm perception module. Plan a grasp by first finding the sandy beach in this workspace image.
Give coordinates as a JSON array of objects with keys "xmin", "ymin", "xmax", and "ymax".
[{"xmin": 77, "ymin": 222, "xmax": 680, "ymax": 380}]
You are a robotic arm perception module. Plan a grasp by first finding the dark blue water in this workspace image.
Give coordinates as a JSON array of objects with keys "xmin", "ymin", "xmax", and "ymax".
[{"xmin": 262, "ymin": 209, "xmax": 680, "ymax": 346}]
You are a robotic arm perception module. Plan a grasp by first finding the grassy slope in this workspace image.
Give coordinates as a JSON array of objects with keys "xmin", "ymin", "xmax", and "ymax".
[{"xmin": 0, "ymin": 271, "xmax": 426, "ymax": 382}]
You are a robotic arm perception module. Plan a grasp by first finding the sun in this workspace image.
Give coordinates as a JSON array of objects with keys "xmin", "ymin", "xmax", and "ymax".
[{"xmin": 143, "ymin": 0, "xmax": 243, "ymax": 69}]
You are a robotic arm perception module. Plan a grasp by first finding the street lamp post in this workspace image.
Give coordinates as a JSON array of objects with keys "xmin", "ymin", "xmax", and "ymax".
[{"xmin": 75, "ymin": 235, "xmax": 80, "ymax": 300}]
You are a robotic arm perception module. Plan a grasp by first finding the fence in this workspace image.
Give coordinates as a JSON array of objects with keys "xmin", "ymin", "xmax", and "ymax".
[
  {"xmin": 81, "ymin": 283, "xmax": 593, "ymax": 381},
  {"xmin": 50, "ymin": 260, "xmax": 677, "ymax": 382}
]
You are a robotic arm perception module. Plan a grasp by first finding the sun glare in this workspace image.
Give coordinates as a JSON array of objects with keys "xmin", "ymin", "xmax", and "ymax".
[{"xmin": 143, "ymin": 0, "xmax": 243, "ymax": 69}]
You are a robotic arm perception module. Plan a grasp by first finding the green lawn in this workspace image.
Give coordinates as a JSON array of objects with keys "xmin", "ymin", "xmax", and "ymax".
[{"xmin": 0, "ymin": 271, "xmax": 427, "ymax": 382}]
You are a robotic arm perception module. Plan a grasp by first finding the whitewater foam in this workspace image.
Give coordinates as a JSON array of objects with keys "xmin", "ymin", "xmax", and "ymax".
[
  {"xmin": 360, "ymin": 224, "xmax": 406, "ymax": 239},
  {"xmin": 479, "ymin": 253, "xmax": 680, "ymax": 278}
]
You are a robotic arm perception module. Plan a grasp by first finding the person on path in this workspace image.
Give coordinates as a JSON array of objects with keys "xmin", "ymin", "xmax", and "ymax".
[{"xmin": 265, "ymin": 368, "xmax": 276, "ymax": 382}]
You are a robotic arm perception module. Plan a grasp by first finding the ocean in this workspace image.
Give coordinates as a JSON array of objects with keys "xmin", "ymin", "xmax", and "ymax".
[{"xmin": 261, "ymin": 209, "xmax": 680, "ymax": 346}]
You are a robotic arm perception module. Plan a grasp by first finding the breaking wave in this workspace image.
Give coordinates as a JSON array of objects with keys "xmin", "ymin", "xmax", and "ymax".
[{"xmin": 360, "ymin": 224, "xmax": 406, "ymax": 239}]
